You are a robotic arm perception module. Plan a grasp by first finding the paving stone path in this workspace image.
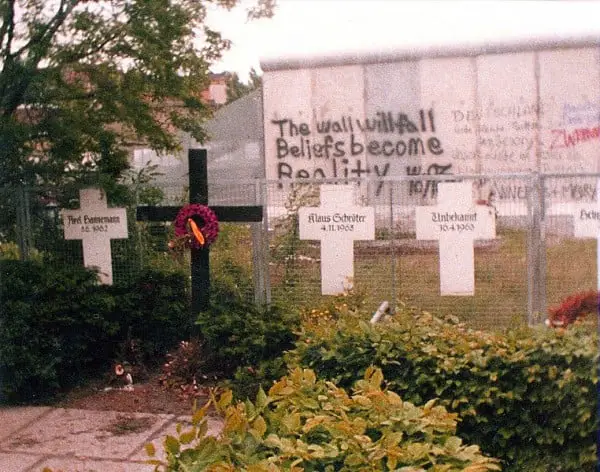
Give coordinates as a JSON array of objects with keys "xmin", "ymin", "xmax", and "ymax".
[{"xmin": 0, "ymin": 407, "xmax": 223, "ymax": 472}]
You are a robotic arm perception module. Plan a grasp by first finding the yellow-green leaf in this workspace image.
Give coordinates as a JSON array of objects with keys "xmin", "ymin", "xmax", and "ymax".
[
  {"xmin": 218, "ymin": 390, "xmax": 233, "ymax": 410},
  {"xmin": 252, "ymin": 415, "xmax": 267, "ymax": 438},
  {"xmin": 179, "ymin": 430, "xmax": 196, "ymax": 444},
  {"xmin": 164, "ymin": 435, "xmax": 180, "ymax": 455},
  {"xmin": 144, "ymin": 442, "xmax": 156, "ymax": 457}
]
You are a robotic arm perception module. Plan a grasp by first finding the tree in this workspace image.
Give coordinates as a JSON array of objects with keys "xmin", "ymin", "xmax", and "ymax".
[
  {"xmin": 0, "ymin": 0, "xmax": 276, "ymax": 186},
  {"xmin": 226, "ymin": 67, "xmax": 261, "ymax": 104}
]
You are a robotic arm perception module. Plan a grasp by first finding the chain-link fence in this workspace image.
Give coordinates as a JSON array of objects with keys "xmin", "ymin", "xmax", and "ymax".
[
  {"xmin": 1, "ymin": 173, "xmax": 598, "ymax": 330},
  {"xmin": 0, "ymin": 184, "xmax": 146, "ymax": 285},
  {"xmin": 263, "ymin": 174, "xmax": 598, "ymax": 329},
  {"xmin": 543, "ymin": 174, "xmax": 599, "ymax": 311}
]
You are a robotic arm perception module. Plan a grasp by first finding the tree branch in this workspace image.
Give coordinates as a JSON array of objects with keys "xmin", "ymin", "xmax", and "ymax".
[
  {"xmin": 1, "ymin": 0, "xmax": 79, "ymax": 116},
  {"xmin": 0, "ymin": 0, "xmax": 16, "ymax": 58},
  {"xmin": 13, "ymin": 0, "xmax": 78, "ymax": 63},
  {"xmin": 58, "ymin": 24, "xmax": 126, "ymax": 66}
]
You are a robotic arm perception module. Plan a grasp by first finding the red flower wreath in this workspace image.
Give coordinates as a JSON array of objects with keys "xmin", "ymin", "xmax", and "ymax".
[{"xmin": 173, "ymin": 204, "xmax": 219, "ymax": 249}]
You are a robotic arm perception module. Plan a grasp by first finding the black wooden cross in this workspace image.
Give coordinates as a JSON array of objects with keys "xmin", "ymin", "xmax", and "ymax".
[{"xmin": 136, "ymin": 149, "xmax": 263, "ymax": 313}]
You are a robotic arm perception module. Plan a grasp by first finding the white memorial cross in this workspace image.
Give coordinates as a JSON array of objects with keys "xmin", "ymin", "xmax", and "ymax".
[
  {"xmin": 416, "ymin": 181, "xmax": 496, "ymax": 296},
  {"xmin": 550, "ymin": 180, "xmax": 600, "ymax": 291},
  {"xmin": 298, "ymin": 185, "xmax": 375, "ymax": 295},
  {"xmin": 62, "ymin": 188, "xmax": 128, "ymax": 285}
]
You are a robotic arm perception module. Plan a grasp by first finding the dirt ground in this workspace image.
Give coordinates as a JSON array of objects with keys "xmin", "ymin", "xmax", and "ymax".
[{"xmin": 57, "ymin": 373, "xmax": 211, "ymax": 416}]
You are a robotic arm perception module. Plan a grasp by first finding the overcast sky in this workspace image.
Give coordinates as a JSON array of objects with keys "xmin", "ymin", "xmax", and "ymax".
[{"xmin": 207, "ymin": 0, "xmax": 600, "ymax": 79}]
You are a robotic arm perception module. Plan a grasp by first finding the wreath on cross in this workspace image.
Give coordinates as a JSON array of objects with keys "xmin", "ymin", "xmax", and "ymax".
[{"xmin": 169, "ymin": 203, "xmax": 219, "ymax": 251}]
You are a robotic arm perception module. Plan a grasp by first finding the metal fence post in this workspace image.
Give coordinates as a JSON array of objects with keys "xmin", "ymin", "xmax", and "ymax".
[
  {"xmin": 527, "ymin": 173, "xmax": 547, "ymax": 325},
  {"xmin": 252, "ymin": 179, "xmax": 269, "ymax": 305},
  {"xmin": 389, "ymin": 183, "xmax": 397, "ymax": 311}
]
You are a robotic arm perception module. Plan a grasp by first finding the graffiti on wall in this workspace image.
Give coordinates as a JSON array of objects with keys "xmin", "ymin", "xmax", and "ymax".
[
  {"xmin": 263, "ymin": 48, "xmax": 600, "ymax": 204},
  {"xmin": 269, "ymin": 109, "xmax": 449, "ymax": 197}
]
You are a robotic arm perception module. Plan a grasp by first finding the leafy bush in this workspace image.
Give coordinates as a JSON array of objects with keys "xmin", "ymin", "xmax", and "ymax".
[
  {"xmin": 148, "ymin": 367, "xmax": 500, "ymax": 471},
  {"xmin": 0, "ymin": 260, "xmax": 118, "ymax": 402},
  {"xmin": 289, "ymin": 308, "xmax": 597, "ymax": 472},
  {"xmin": 196, "ymin": 300, "xmax": 300, "ymax": 398},
  {"xmin": 230, "ymin": 356, "xmax": 289, "ymax": 401},
  {"xmin": 160, "ymin": 339, "xmax": 205, "ymax": 391},
  {"xmin": 112, "ymin": 268, "xmax": 191, "ymax": 363},
  {"xmin": 0, "ymin": 261, "xmax": 190, "ymax": 403}
]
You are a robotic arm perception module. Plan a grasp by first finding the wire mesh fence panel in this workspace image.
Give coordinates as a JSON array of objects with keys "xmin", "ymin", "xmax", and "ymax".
[
  {"xmin": 382, "ymin": 176, "xmax": 531, "ymax": 330},
  {"xmin": 2, "ymin": 172, "xmax": 598, "ymax": 328},
  {"xmin": 0, "ymin": 185, "xmax": 165, "ymax": 286},
  {"xmin": 543, "ymin": 175, "xmax": 599, "ymax": 311},
  {"xmin": 265, "ymin": 181, "xmax": 322, "ymax": 306},
  {"xmin": 0, "ymin": 185, "xmax": 85, "ymax": 266},
  {"xmin": 263, "ymin": 176, "xmax": 535, "ymax": 330}
]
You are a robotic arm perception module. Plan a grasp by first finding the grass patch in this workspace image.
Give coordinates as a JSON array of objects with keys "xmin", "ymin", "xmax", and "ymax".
[{"xmin": 269, "ymin": 228, "xmax": 597, "ymax": 330}]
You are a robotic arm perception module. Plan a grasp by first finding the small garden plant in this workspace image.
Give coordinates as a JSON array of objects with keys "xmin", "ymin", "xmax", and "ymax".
[{"xmin": 148, "ymin": 367, "xmax": 500, "ymax": 471}]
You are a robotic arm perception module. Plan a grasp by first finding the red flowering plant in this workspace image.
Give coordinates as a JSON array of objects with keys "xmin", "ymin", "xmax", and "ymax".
[
  {"xmin": 169, "ymin": 203, "xmax": 219, "ymax": 252},
  {"xmin": 546, "ymin": 290, "xmax": 599, "ymax": 327}
]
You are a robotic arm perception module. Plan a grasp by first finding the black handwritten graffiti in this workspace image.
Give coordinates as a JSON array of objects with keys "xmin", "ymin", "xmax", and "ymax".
[
  {"xmin": 271, "ymin": 110, "xmax": 444, "ymax": 161},
  {"xmin": 277, "ymin": 159, "xmax": 391, "ymax": 196},
  {"xmin": 315, "ymin": 109, "xmax": 436, "ymax": 135},
  {"xmin": 560, "ymin": 183, "xmax": 597, "ymax": 201},
  {"xmin": 271, "ymin": 111, "xmax": 445, "ymax": 197},
  {"xmin": 406, "ymin": 163, "xmax": 453, "ymax": 198},
  {"xmin": 273, "ymin": 132, "xmax": 443, "ymax": 159},
  {"xmin": 490, "ymin": 182, "xmax": 596, "ymax": 202}
]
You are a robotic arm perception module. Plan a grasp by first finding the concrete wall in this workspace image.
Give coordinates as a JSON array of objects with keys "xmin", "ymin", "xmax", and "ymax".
[{"xmin": 262, "ymin": 38, "xmax": 600, "ymax": 206}]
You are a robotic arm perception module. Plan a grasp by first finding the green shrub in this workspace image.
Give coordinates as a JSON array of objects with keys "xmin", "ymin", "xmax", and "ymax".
[
  {"xmin": 0, "ymin": 261, "xmax": 191, "ymax": 403},
  {"xmin": 230, "ymin": 356, "xmax": 289, "ymax": 401},
  {"xmin": 289, "ymin": 308, "xmax": 597, "ymax": 472},
  {"xmin": 0, "ymin": 260, "xmax": 118, "ymax": 402},
  {"xmin": 112, "ymin": 268, "xmax": 191, "ymax": 363},
  {"xmin": 149, "ymin": 367, "xmax": 500, "ymax": 471},
  {"xmin": 196, "ymin": 300, "xmax": 300, "ymax": 398}
]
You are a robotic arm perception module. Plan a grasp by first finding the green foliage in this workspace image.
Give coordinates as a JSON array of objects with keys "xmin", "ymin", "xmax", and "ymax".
[
  {"xmin": 289, "ymin": 308, "xmax": 597, "ymax": 472},
  {"xmin": 196, "ymin": 300, "xmax": 300, "ymax": 398},
  {"xmin": 270, "ymin": 184, "xmax": 319, "ymax": 299},
  {"xmin": 231, "ymin": 356, "xmax": 289, "ymax": 402},
  {"xmin": 0, "ymin": 261, "xmax": 190, "ymax": 403},
  {"xmin": 0, "ymin": 241, "xmax": 20, "ymax": 259},
  {"xmin": 160, "ymin": 339, "xmax": 205, "ymax": 390},
  {"xmin": 226, "ymin": 68, "xmax": 262, "ymax": 104},
  {"xmin": 149, "ymin": 367, "xmax": 500, "ymax": 471},
  {"xmin": 0, "ymin": 0, "xmax": 276, "ymax": 187},
  {"xmin": 0, "ymin": 241, "xmax": 42, "ymax": 261},
  {"xmin": 0, "ymin": 259, "xmax": 117, "ymax": 402},
  {"xmin": 111, "ymin": 268, "xmax": 191, "ymax": 362}
]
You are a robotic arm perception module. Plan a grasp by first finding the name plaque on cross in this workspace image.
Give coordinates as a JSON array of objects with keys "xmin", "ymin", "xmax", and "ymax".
[
  {"xmin": 298, "ymin": 185, "xmax": 375, "ymax": 295},
  {"xmin": 416, "ymin": 181, "xmax": 496, "ymax": 296},
  {"xmin": 62, "ymin": 188, "xmax": 128, "ymax": 285}
]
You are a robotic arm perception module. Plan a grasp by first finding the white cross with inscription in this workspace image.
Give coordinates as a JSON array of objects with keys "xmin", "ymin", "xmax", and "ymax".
[
  {"xmin": 62, "ymin": 188, "xmax": 128, "ymax": 285},
  {"xmin": 549, "ymin": 180, "xmax": 600, "ymax": 291},
  {"xmin": 298, "ymin": 185, "xmax": 375, "ymax": 295},
  {"xmin": 416, "ymin": 181, "xmax": 496, "ymax": 296}
]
